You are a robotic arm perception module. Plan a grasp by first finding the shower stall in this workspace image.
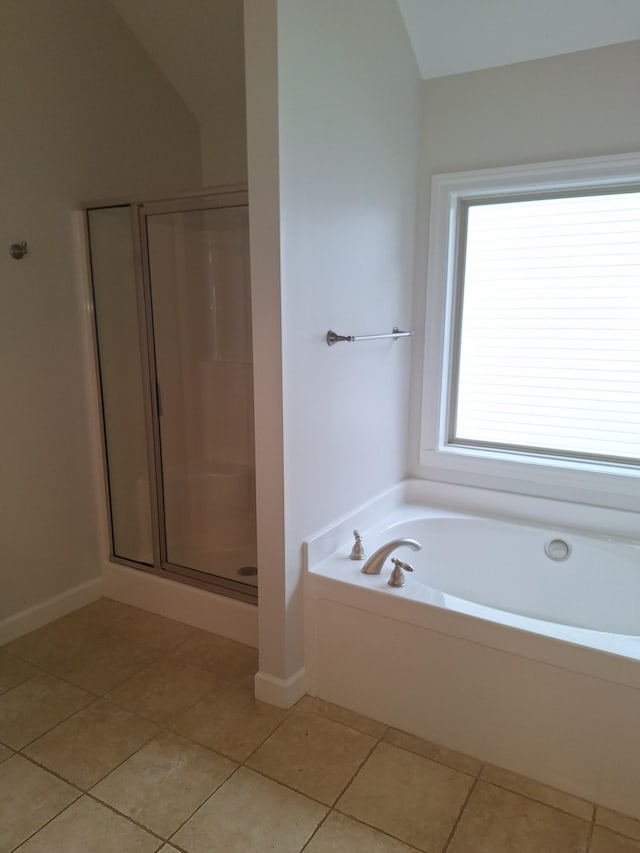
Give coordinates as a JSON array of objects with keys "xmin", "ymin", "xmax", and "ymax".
[{"xmin": 87, "ymin": 188, "xmax": 257, "ymax": 602}]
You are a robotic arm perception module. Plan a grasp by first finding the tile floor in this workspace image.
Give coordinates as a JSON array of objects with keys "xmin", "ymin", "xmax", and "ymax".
[{"xmin": 1, "ymin": 598, "xmax": 639, "ymax": 852}]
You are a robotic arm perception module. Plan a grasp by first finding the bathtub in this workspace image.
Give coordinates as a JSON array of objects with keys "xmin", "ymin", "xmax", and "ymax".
[{"xmin": 304, "ymin": 486, "xmax": 640, "ymax": 819}]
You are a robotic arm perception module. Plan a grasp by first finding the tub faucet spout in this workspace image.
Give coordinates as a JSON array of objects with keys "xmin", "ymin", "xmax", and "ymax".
[{"xmin": 360, "ymin": 538, "xmax": 422, "ymax": 575}]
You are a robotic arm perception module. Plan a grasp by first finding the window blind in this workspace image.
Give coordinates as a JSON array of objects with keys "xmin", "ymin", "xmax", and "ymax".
[{"xmin": 454, "ymin": 192, "xmax": 640, "ymax": 463}]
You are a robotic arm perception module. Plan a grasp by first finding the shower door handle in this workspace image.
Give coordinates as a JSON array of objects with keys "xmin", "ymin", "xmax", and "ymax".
[{"xmin": 156, "ymin": 381, "xmax": 163, "ymax": 417}]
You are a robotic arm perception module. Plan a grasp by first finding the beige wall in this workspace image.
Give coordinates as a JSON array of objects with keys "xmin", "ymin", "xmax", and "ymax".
[
  {"xmin": 201, "ymin": 119, "xmax": 248, "ymax": 187},
  {"xmin": 420, "ymin": 40, "xmax": 640, "ymax": 175},
  {"xmin": 0, "ymin": 0, "xmax": 202, "ymax": 623},
  {"xmin": 109, "ymin": 0, "xmax": 248, "ymax": 187},
  {"xmin": 410, "ymin": 40, "xmax": 640, "ymax": 472}
]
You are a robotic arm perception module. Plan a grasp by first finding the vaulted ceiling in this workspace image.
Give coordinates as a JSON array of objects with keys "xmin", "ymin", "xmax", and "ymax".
[
  {"xmin": 397, "ymin": 0, "xmax": 640, "ymax": 79},
  {"xmin": 109, "ymin": 0, "xmax": 640, "ymax": 123}
]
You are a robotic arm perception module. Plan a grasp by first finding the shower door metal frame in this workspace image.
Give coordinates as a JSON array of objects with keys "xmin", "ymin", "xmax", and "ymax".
[
  {"xmin": 86, "ymin": 186, "xmax": 257, "ymax": 605},
  {"xmin": 137, "ymin": 189, "xmax": 255, "ymax": 603}
]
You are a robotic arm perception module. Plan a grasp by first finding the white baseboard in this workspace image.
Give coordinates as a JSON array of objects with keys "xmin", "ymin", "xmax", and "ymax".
[
  {"xmin": 254, "ymin": 666, "xmax": 306, "ymax": 708},
  {"xmin": 0, "ymin": 577, "xmax": 103, "ymax": 645},
  {"xmin": 102, "ymin": 562, "xmax": 258, "ymax": 647}
]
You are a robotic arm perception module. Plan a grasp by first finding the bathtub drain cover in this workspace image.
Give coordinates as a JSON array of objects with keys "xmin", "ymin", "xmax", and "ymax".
[
  {"xmin": 544, "ymin": 539, "xmax": 571, "ymax": 562},
  {"xmin": 238, "ymin": 566, "xmax": 258, "ymax": 577}
]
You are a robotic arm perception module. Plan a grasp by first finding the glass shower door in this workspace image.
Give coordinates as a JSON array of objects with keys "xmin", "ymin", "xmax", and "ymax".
[
  {"xmin": 144, "ymin": 202, "xmax": 257, "ymax": 586},
  {"xmin": 88, "ymin": 206, "xmax": 155, "ymax": 565}
]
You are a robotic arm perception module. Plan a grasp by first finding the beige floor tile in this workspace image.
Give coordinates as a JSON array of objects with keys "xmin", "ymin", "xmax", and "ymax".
[
  {"xmin": 48, "ymin": 633, "xmax": 159, "ymax": 695},
  {"xmin": 67, "ymin": 598, "xmax": 195, "ymax": 651},
  {"xmin": 24, "ymin": 698, "xmax": 159, "ymax": 788},
  {"xmin": 298, "ymin": 695, "xmax": 387, "ymax": 738},
  {"xmin": 447, "ymin": 781, "xmax": 590, "ymax": 853},
  {"xmin": 173, "ymin": 766, "xmax": 327, "ymax": 853},
  {"xmin": 481, "ymin": 764, "xmax": 592, "ymax": 820},
  {"xmin": 170, "ymin": 677, "xmax": 287, "ymax": 761},
  {"xmin": 16, "ymin": 796, "xmax": 160, "ymax": 853},
  {"xmin": 337, "ymin": 741, "xmax": 472, "ymax": 852},
  {"xmin": 0, "ymin": 744, "xmax": 12, "ymax": 765},
  {"xmin": 170, "ymin": 628, "xmax": 258, "ymax": 685},
  {"xmin": 384, "ymin": 728, "xmax": 482, "ymax": 776},
  {"xmin": 0, "ymin": 649, "xmax": 37, "ymax": 695},
  {"xmin": 62, "ymin": 598, "xmax": 135, "ymax": 633},
  {"xmin": 305, "ymin": 812, "xmax": 417, "ymax": 852},
  {"xmin": 5, "ymin": 616, "xmax": 105, "ymax": 669},
  {"xmin": 0, "ymin": 754, "xmax": 78, "ymax": 852},
  {"xmin": 108, "ymin": 605, "xmax": 195, "ymax": 651},
  {"xmin": 591, "ymin": 826, "xmax": 640, "ymax": 853},
  {"xmin": 92, "ymin": 730, "xmax": 235, "ymax": 837},
  {"xmin": 597, "ymin": 807, "xmax": 640, "ymax": 843},
  {"xmin": 247, "ymin": 707, "xmax": 376, "ymax": 806},
  {"xmin": 106, "ymin": 658, "xmax": 218, "ymax": 724},
  {"xmin": 0, "ymin": 673, "xmax": 92, "ymax": 749},
  {"xmin": 158, "ymin": 847, "xmax": 181, "ymax": 853}
]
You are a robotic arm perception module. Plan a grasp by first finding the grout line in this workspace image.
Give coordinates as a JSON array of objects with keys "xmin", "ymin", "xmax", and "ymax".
[
  {"xmin": 298, "ymin": 810, "xmax": 334, "ymax": 852},
  {"xmin": 239, "ymin": 763, "xmax": 335, "ymax": 807},
  {"xmin": 476, "ymin": 775, "xmax": 594, "ymax": 823},
  {"xmin": 239, "ymin": 700, "xmax": 384, "ymax": 811},
  {"xmin": 16, "ymin": 748, "xmax": 181, "ymax": 849},
  {"xmin": 381, "ymin": 735, "xmax": 482, "ymax": 780},
  {"xmin": 16, "ymin": 751, "xmax": 89, "ymax": 795},
  {"xmin": 299, "ymin": 700, "xmax": 389, "ymax": 741},
  {"xmin": 10, "ymin": 788, "xmax": 83, "ymax": 852},
  {"xmin": 326, "ymin": 720, "xmax": 458, "ymax": 851},
  {"xmin": 586, "ymin": 803, "xmax": 596, "ymax": 851},
  {"xmin": 83, "ymin": 790, "xmax": 168, "ymax": 843},
  {"xmin": 17, "ymin": 695, "xmax": 162, "ymax": 767},
  {"xmin": 7, "ymin": 693, "xmax": 98, "ymax": 754},
  {"xmin": 164, "ymin": 839, "xmax": 189, "ymax": 853},
  {"xmin": 0, "ymin": 665, "xmax": 42, "ymax": 698},
  {"xmin": 327, "ymin": 806, "xmax": 425, "ymax": 852},
  {"xmin": 0, "ymin": 747, "xmax": 15, "ymax": 766},
  {"xmin": 159, "ymin": 672, "xmax": 292, "ymax": 762},
  {"xmin": 329, "ymin": 725, "xmax": 381, "ymax": 807},
  {"xmin": 442, "ymin": 775, "xmax": 479, "ymax": 853},
  {"xmin": 165, "ymin": 764, "xmax": 244, "ymax": 849},
  {"xmin": 236, "ymin": 699, "xmax": 299, "ymax": 766},
  {"xmin": 4, "ymin": 648, "xmax": 164, "ymax": 705}
]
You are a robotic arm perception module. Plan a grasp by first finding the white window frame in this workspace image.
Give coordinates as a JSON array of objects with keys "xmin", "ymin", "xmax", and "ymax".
[{"xmin": 419, "ymin": 152, "xmax": 640, "ymax": 512}]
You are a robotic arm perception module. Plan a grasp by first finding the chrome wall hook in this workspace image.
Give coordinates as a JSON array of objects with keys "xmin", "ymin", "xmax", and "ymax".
[{"xmin": 10, "ymin": 241, "xmax": 28, "ymax": 260}]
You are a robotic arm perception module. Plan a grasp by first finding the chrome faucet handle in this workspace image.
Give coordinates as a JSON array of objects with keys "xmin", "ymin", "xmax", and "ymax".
[
  {"xmin": 389, "ymin": 557, "xmax": 414, "ymax": 588},
  {"xmin": 349, "ymin": 530, "xmax": 365, "ymax": 561}
]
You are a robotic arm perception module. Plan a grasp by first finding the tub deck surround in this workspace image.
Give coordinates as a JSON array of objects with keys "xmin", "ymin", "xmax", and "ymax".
[
  {"xmin": 303, "ymin": 482, "xmax": 640, "ymax": 820},
  {"xmin": 307, "ymin": 508, "xmax": 640, "ymax": 685}
]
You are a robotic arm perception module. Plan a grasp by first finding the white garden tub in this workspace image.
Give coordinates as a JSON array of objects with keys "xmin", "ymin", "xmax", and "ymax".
[{"xmin": 304, "ymin": 491, "xmax": 640, "ymax": 819}]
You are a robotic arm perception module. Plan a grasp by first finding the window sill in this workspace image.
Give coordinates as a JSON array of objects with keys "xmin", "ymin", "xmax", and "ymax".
[{"xmin": 416, "ymin": 447, "xmax": 640, "ymax": 515}]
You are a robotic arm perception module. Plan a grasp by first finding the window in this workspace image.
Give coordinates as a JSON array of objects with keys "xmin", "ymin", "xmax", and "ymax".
[{"xmin": 420, "ymin": 153, "xmax": 640, "ymax": 508}]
